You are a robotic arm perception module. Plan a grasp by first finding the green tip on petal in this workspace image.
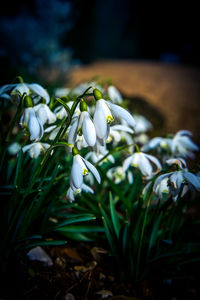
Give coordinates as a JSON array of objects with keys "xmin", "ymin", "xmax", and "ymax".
[
  {"xmin": 93, "ymin": 88, "xmax": 103, "ymax": 101},
  {"xmin": 80, "ymin": 99, "xmax": 87, "ymax": 111},
  {"xmin": 24, "ymin": 96, "xmax": 33, "ymax": 108},
  {"xmin": 72, "ymin": 146, "xmax": 79, "ymax": 156}
]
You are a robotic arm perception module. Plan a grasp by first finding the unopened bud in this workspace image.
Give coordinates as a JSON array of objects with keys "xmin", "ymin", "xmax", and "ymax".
[
  {"xmin": 93, "ymin": 89, "xmax": 103, "ymax": 101},
  {"xmin": 24, "ymin": 96, "xmax": 33, "ymax": 108},
  {"xmin": 80, "ymin": 99, "xmax": 87, "ymax": 111}
]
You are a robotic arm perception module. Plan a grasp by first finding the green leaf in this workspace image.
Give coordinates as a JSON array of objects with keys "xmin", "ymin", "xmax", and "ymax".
[
  {"xmin": 55, "ymin": 225, "xmax": 104, "ymax": 233},
  {"xmin": 109, "ymin": 192, "xmax": 121, "ymax": 239},
  {"xmin": 55, "ymin": 214, "xmax": 96, "ymax": 228},
  {"xmin": 25, "ymin": 240, "xmax": 67, "ymax": 249}
]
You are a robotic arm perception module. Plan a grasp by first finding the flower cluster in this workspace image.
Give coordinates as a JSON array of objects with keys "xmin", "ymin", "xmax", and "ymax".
[{"xmin": 1, "ymin": 79, "xmax": 199, "ymax": 204}]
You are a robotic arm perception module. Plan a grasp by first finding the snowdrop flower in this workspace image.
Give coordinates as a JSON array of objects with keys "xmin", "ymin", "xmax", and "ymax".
[
  {"xmin": 70, "ymin": 147, "xmax": 101, "ymax": 191},
  {"xmin": 22, "ymin": 142, "xmax": 50, "ymax": 159},
  {"xmin": 54, "ymin": 87, "xmax": 70, "ymax": 98},
  {"xmin": 34, "ymin": 103, "xmax": 56, "ymax": 125},
  {"xmin": 134, "ymin": 133, "xmax": 149, "ymax": 146},
  {"xmin": 153, "ymin": 158, "xmax": 200, "ymax": 201},
  {"xmin": 0, "ymin": 82, "xmax": 50, "ymax": 104},
  {"xmin": 107, "ymin": 166, "xmax": 133, "ymax": 184},
  {"xmin": 123, "ymin": 150, "xmax": 161, "ymax": 177},
  {"xmin": 85, "ymin": 144, "xmax": 115, "ymax": 164},
  {"xmin": 93, "ymin": 89, "xmax": 136, "ymax": 142},
  {"xmin": 107, "ymin": 85, "xmax": 123, "ymax": 104},
  {"xmin": 171, "ymin": 130, "xmax": 199, "ymax": 158},
  {"xmin": 68, "ymin": 100, "xmax": 96, "ymax": 147},
  {"xmin": 142, "ymin": 136, "xmax": 173, "ymax": 153},
  {"xmin": 54, "ymin": 105, "xmax": 68, "ymax": 119},
  {"xmin": 20, "ymin": 107, "xmax": 44, "ymax": 141},
  {"xmin": 106, "ymin": 124, "xmax": 134, "ymax": 144},
  {"xmin": 67, "ymin": 183, "xmax": 94, "ymax": 202},
  {"xmin": 133, "ymin": 114, "xmax": 153, "ymax": 134},
  {"xmin": 8, "ymin": 142, "xmax": 21, "ymax": 155}
]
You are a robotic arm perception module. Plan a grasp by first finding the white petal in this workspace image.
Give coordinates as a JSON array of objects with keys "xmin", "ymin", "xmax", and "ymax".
[
  {"xmin": 29, "ymin": 84, "xmax": 50, "ymax": 104},
  {"xmin": 137, "ymin": 153, "xmax": 152, "ymax": 176},
  {"xmin": 93, "ymin": 100, "xmax": 108, "ymax": 139},
  {"xmin": 108, "ymin": 102, "xmax": 136, "ymax": 128},
  {"xmin": 82, "ymin": 112, "xmax": 96, "ymax": 146},
  {"xmin": 28, "ymin": 110, "xmax": 43, "ymax": 141},
  {"xmin": 123, "ymin": 155, "xmax": 133, "ymax": 172},
  {"xmin": 68, "ymin": 118, "xmax": 78, "ymax": 145},
  {"xmin": 70, "ymin": 156, "xmax": 83, "ymax": 189},
  {"xmin": 67, "ymin": 187, "xmax": 75, "ymax": 202},
  {"xmin": 183, "ymin": 171, "xmax": 200, "ymax": 191},
  {"xmin": 111, "ymin": 124, "xmax": 134, "ymax": 134},
  {"xmin": 144, "ymin": 153, "xmax": 162, "ymax": 171},
  {"xmin": 82, "ymin": 184, "xmax": 94, "ymax": 194},
  {"xmin": 82, "ymin": 157, "xmax": 101, "ymax": 183}
]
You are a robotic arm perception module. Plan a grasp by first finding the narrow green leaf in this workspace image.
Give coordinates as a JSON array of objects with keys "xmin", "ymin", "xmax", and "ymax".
[
  {"xmin": 55, "ymin": 225, "xmax": 104, "ymax": 233},
  {"xmin": 25, "ymin": 240, "xmax": 67, "ymax": 248},
  {"xmin": 55, "ymin": 215, "xmax": 96, "ymax": 228},
  {"xmin": 109, "ymin": 192, "xmax": 121, "ymax": 239}
]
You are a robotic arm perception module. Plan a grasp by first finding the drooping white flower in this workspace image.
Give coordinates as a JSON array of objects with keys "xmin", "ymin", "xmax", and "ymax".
[
  {"xmin": 20, "ymin": 107, "xmax": 44, "ymax": 141},
  {"xmin": 70, "ymin": 150, "xmax": 101, "ymax": 191},
  {"xmin": 142, "ymin": 136, "xmax": 173, "ymax": 153},
  {"xmin": 66, "ymin": 183, "xmax": 94, "ymax": 202},
  {"xmin": 93, "ymin": 89, "xmax": 136, "ymax": 142},
  {"xmin": 107, "ymin": 85, "xmax": 123, "ymax": 104},
  {"xmin": 153, "ymin": 160, "xmax": 200, "ymax": 201},
  {"xmin": 68, "ymin": 101, "xmax": 96, "ymax": 147},
  {"xmin": 54, "ymin": 87, "xmax": 70, "ymax": 98},
  {"xmin": 107, "ymin": 166, "xmax": 133, "ymax": 184},
  {"xmin": 171, "ymin": 130, "xmax": 199, "ymax": 158},
  {"xmin": 22, "ymin": 142, "xmax": 50, "ymax": 159},
  {"xmin": 123, "ymin": 151, "xmax": 161, "ymax": 177},
  {"xmin": 106, "ymin": 124, "xmax": 134, "ymax": 144},
  {"xmin": 132, "ymin": 114, "xmax": 153, "ymax": 134},
  {"xmin": 0, "ymin": 83, "xmax": 50, "ymax": 104},
  {"xmin": 8, "ymin": 142, "xmax": 21, "ymax": 155},
  {"xmin": 34, "ymin": 103, "xmax": 56, "ymax": 125},
  {"xmin": 85, "ymin": 144, "xmax": 115, "ymax": 164}
]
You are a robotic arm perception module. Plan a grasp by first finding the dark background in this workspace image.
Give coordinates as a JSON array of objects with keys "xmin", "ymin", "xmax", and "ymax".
[{"xmin": 0, "ymin": 0, "xmax": 199, "ymax": 84}]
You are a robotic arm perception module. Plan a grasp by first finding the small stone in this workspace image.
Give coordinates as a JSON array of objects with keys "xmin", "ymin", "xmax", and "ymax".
[
  {"xmin": 64, "ymin": 293, "xmax": 75, "ymax": 300},
  {"xmin": 26, "ymin": 246, "xmax": 53, "ymax": 266}
]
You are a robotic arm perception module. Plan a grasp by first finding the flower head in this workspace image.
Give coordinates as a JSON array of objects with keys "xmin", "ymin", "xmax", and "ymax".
[
  {"xmin": 22, "ymin": 142, "xmax": 50, "ymax": 158},
  {"xmin": 20, "ymin": 107, "xmax": 44, "ymax": 141}
]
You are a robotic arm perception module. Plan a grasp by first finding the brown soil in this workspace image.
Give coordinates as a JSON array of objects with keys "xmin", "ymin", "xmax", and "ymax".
[{"xmin": 68, "ymin": 60, "xmax": 200, "ymax": 140}]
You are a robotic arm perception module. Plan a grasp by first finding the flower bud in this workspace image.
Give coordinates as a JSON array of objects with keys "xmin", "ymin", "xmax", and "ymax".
[
  {"xmin": 72, "ymin": 146, "xmax": 79, "ymax": 156},
  {"xmin": 80, "ymin": 99, "xmax": 87, "ymax": 112},
  {"xmin": 93, "ymin": 88, "xmax": 103, "ymax": 101},
  {"xmin": 24, "ymin": 96, "xmax": 33, "ymax": 108}
]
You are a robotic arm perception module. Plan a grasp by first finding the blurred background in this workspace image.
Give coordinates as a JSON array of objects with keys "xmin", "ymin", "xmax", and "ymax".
[{"xmin": 0, "ymin": 0, "xmax": 200, "ymax": 136}]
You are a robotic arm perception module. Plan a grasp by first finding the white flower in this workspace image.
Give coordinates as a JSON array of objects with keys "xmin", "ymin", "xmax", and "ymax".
[
  {"xmin": 107, "ymin": 85, "xmax": 123, "ymax": 104},
  {"xmin": 0, "ymin": 83, "xmax": 50, "ymax": 104},
  {"xmin": 171, "ymin": 130, "xmax": 199, "ymax": 158},
  {"xmin": 22, "ymin": 142, "xmax": 50, "ymax": 158},
  {"xmin": 107, "ymin": 166, "xmax": 133, "ymax": 184},
  {"xmin": 133, "ymin": 114, "xmax": 153, "ymax": 134},
  {"xmin": 20, "ymin": 107, "xmax": 44, "ymax": 141},
  {"xmin": 153, "ymin": 158, "xmax": 200, "ymax": 201},
  {"xmin": 70, "ymin": 153, "xmax": 101, "ymax": 191},
  {"xmin": 66, "ymin": 183, "xmax": 94, "ymax": 202},
  {"xmin": 123, "ymin": 152, "xmax": 161, "ymax": 177},
  {"xmin": 54, "ymin": 105, "xmax": 68, "ymax": 119},
  {"xmin": 54, "ymin": 87, "xmax": 70, "ymax": 98},
  {"xmin": 68, "ymin": 111, "xmax": 96, "ymax": 147},
  {"xmin": 142, "ymin": 136, "xmax": 173, "ymax": 153},
  {"xmin": 8, "ymin": 142, "xmax": 21, "ymax": 155},
  {"xmin": 34, "ymin": 103, "xmax": 56, "ymax": 125},
  {"xmin": 85, "ymin": 144, "xmax": 115, "ymax": 164},
  {"xmin": 93, "ymin": 98, "xmax": 136, "ymax": 141},
  {"xmin": 106, "ymin": 124, "xmax": 133, "ymax": 144}
]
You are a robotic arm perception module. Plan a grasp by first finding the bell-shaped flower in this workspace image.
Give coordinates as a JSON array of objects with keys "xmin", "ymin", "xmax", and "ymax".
[
  {"xmin": 28, "ymin": 83, "xmax": 50, "ymax": 104},
  {"xmin": 123, "ymin": 151, "xmax": 161, "ymax": 177},
  {"xmin": 66, "ymin": 183, "xmax": 94, "ymax": 202},
  {"xmin": 34, "ymin": 103, "xmax": 56, "ymax": 125},
  {"xmin": 68, "ymin": 101, "xmax": 96, "ymax": 147},
  {"xmin": 85, "ymin": 144, "xmax": 115, "ymax": 164},
  {"xmin": 22, "ymin": 142, "xmax": 50, "ymax": 159},
  {"xmin": 132, "ymin": 114, "xmax": 153, "ymax": 134},
  {"xmin": 70, "ymin": 149, "xmax": 101, "ymax": 191},
  {"xmin": 93, "ymin": 89, "xmax": 136, "ymax": 142},
  {"xmin": 171, "ymin": 130, "xmax": 199, "ymax": 158},
  {"xmin": 153, "ymin": 159, "xmax": 200, "ymax": 201},
  {"xmin": 107, "ymin": 124, "xmax": 134, "ymax": 144},
  {"xmin": 107, "ymin": 166, "xmax": 133, "ymax": 184},
  {"xmin": 20, "ymin": 107, "xmax": 44, "ymax": 141},
  {"xmin": 107, "ymin": 85, "xmax": 123, "ymax": 104}
]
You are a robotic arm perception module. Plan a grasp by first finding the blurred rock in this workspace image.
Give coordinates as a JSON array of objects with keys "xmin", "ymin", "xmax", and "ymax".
[{"xmin": 26, "ymin": 246, "xmax": 53, "ymax": 267}]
